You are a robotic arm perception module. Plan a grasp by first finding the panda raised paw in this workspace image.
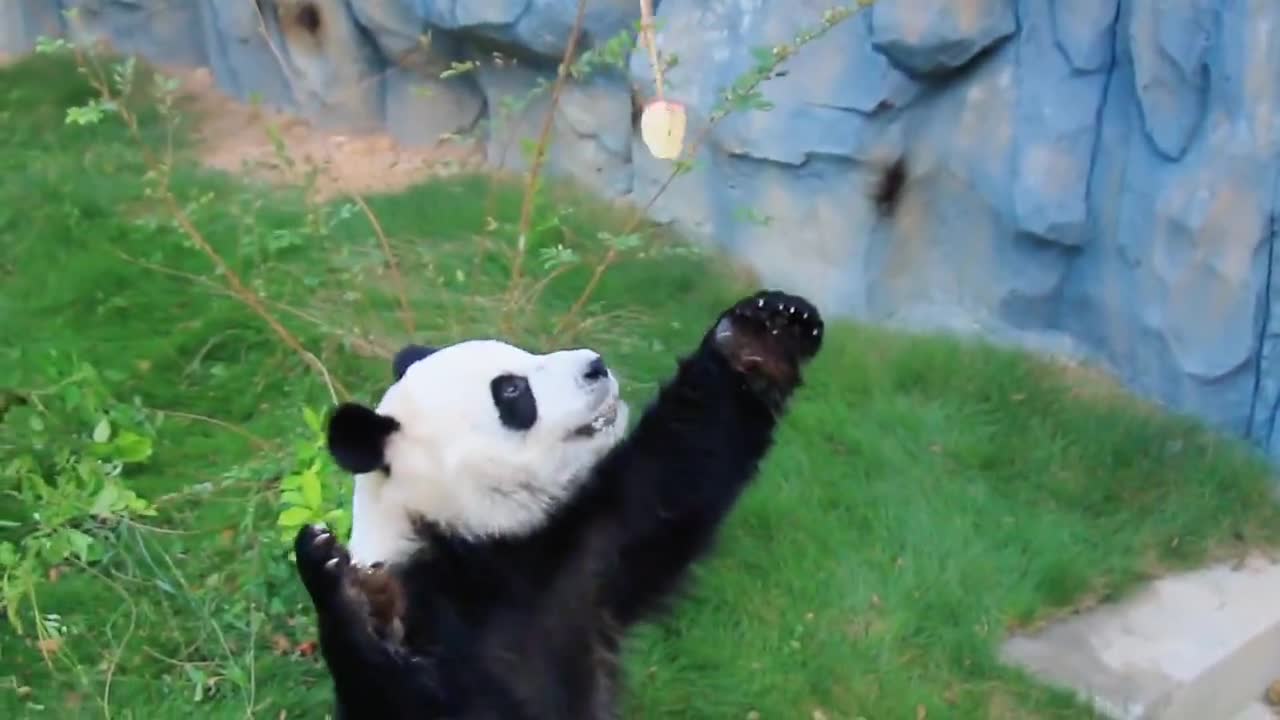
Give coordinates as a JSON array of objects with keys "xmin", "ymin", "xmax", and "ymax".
[
  {"xmin": 295, "ymin": 524, "xmax": 353, "ymax": 608},
  {"xmin": 711, "ymin": 290, "xmax": 824, "ymax": 393},
  {"xmin": 295, "ymin": 524, "xmax": 407, "ymax": 642}
]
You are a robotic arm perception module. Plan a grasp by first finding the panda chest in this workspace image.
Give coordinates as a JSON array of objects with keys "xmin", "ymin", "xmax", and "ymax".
[
  {"xmin": 447, "ymin": 568, "xmax": 619, "ymax": 717},
  {"xmin": 474, "ymin": 547, "xmax": 611, "ymax": 646},
  {"xmin": 479, "ymin": 598, "xmax": 622, "ymax": 718}
]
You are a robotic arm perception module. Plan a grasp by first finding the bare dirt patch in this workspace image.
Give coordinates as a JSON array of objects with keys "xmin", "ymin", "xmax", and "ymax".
[{"xmin": 170, "ymin": 65, "xmax": 486, "ymax": 202}]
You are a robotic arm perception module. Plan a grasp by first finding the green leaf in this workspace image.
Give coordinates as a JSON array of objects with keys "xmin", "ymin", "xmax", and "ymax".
[
  {"xmin": 537, "ymin": 245, "xmax": 579, "ymax": 270},
  {"xmin": 111, "ymin": 431, "xmax": 153, "ymax": 463},
  {"xmin": 90, "ymin": 484, "xmax": 122, "ymax": 516},
  {"xmin": 127, "ymin": 494, "xmax": 156, "ymax": 516},
  {"xmin": 302, "ymin": 406, "xmax": 322, "ymax": 435},
  {"xmin": 602, "ymin": 232, "xmax": 643, "ymax": 251},
  {"xmin": 41, "ymin": 532, "xmax": 72, "ymax": 564},
  {"xmin": 277, "ymin": 506, "xmax": 314, "ymax": 527},
  {"xmin": 280, "ymin": 490, "xmax": 306, "ymax": 507},
  {"xmin": 92, "ymin": 416, "xmax": 112, "ymax": 443},
  {"xmin": 64, "ymin": 529, "xmax": 93, "ymax": 562},
  {"xmin": 62, "ymin": 385, "xmax": 82, "ymax": 409},
  {"xmin": 299, "ymin": 468, "xmax": 322, "ymax": 509},
  {"xmin": 5, "ymin": 577, "xmax": 25, "ymax": 633},
  {"xmin": 519, "ymin": 137, "xmax": 539, "ymax": 163}
]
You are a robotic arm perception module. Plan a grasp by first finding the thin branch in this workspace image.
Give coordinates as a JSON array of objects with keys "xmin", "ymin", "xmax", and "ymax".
[
  {"xmin": 350, "ymin": 193, "xmax": 415, "ymax": 336},
  {"xmin": 506, "ymin": 0, "xmax": 591, "ymax": 294},
  {"xmin": 151, "ymin": 408, "xmax": 277, "ymax": 450},
  {"xmin": 555, "ymin": 247, "xmax": 621, "ymax": 338}
]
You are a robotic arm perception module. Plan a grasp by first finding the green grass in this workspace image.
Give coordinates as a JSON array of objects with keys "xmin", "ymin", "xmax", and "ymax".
[{"xmin": 3, "ymin": 53, "xmax": 1280, "ymax": 719}]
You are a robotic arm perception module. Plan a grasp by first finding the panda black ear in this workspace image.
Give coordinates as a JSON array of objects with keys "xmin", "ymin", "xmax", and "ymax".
[
  {"xmin": 326, "ymin": 402, "xmax": 400, "ymax": 474},
  {"xmin": 392, "ymin": 344, "xmax": 437, "ymax": 381}
]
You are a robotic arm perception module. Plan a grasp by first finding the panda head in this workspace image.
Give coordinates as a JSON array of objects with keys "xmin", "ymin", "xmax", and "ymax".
[{"xmin": 326, "ymin": 340, "xmax": 629, "ymax": 560}]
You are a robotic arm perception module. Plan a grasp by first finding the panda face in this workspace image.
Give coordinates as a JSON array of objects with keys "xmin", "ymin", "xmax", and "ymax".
[{"xmin": 328, "ymin": 340, "xmax": 629, "ymax": 562}]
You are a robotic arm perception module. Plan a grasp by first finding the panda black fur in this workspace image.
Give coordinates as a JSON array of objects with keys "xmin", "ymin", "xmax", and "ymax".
[{"xmin": 294, "ymin": 290, "xmax": 825, "ymax": 719}]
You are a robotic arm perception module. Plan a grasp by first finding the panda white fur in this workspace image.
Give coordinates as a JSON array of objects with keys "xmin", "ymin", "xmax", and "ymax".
[
  {"xmin": 293, "ymin": 290, "xmax": 825, "ymax": 719},
  {"xmin": 344, "ymin": 341, "xmax": 630, "ymax": 563}
]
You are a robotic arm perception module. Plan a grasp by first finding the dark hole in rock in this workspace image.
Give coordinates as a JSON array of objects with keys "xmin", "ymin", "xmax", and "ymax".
[
  {"xmin": 296, "ymin": 2, "xmax": 322, "ymax": 35},
  {"xmin": 630, "ymin": 89, "xmax": 644, "ymax": 129},
  {"xmin": 872, "ymin": 155, "xmax": 909, "ymax": 220}
]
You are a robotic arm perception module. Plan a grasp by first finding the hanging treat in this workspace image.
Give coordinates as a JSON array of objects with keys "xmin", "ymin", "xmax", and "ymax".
[{"xmin": 640, "ymin": 99, "xmax": 686, "ymax": 160}]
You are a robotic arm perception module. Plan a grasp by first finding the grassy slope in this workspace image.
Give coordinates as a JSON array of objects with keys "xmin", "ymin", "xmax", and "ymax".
[{"xmin": 3, "ymin": 54, "xmax": 1279, "ymax": 719}]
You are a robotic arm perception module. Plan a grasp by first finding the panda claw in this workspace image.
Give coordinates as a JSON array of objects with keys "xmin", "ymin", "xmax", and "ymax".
[
  {"xmin": 324, "ymin": 557, "xmax": 342, "ymax": 573},
  {"xmin": 717, "ymin": 291, "xmax": 824, "ymax": 373}
]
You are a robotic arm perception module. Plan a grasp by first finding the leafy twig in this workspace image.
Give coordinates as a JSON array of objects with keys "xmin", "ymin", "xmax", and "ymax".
[{"xmin": 504, "ymin": 0, "xmax": 591, "ymax": 313}]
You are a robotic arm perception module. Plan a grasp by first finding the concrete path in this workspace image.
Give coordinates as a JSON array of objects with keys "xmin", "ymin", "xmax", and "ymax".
[{"xmin": 1000, "ymin": 553, "xmax": 1280, "ymax": 719}]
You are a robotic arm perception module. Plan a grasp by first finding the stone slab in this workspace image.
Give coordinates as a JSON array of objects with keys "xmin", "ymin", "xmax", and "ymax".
[
  {"xmin": 1231, "ymin": 703, "xmax": 1277, "ymax": 720},
  {"xmin": 1000, "ymin": 554, "xmax": 1280, "ymax": 719}
]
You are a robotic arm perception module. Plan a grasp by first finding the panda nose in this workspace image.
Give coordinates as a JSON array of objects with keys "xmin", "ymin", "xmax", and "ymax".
[{"xmin": 583, "ymin": 356, "xmax": 609, "ymax": 382}]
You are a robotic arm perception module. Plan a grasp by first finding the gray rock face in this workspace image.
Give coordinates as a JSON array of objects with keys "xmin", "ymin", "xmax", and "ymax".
[
  {"xmin": 473, "ymin": 61, "xmax": 633, "ymax": 197},
  {"xmin": 1, "ymin": 2, "xmax": 62, "ymax": 56},
  {"xmin": 870, "ymin": 0, "xmax": 1017, "ymax": 75},
  {"xmin": 4, "ymin": 0, "xmax": 1279, "ymax": 463},
  {"xmin": 61, "ymin": 0, "xmax": 208, "ymax": 68},
  {"xmin": 196, "ymin": 1, "xmax": 295, "ymax": 112},
  {"xmin": 411, "ymin": 0, "xmax": 638, "ymax": 58},
  {"xmin": 351, "ymin": 0, "xmax": 485, "ymax": 144}
]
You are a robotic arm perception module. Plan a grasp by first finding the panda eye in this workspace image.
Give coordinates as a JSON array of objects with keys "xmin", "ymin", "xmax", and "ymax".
[
  {"xmin": 491, "ymin": 374, "xmax": 537, "ymax": 431},
  {"xmin": 497, "ymin": 376, "xmax": 528, "ymax": 399}
]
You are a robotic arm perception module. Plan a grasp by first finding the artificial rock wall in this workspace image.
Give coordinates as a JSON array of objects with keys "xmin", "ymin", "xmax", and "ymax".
[{"xmin": 5, "ymin": 0, "xmax": 1279, "ymax": 463}]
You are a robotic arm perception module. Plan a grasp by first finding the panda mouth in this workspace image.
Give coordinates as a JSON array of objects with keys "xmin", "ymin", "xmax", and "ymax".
[{"xmin": 572, "ymin": 398, "xmax": 619, "ymax": 438}]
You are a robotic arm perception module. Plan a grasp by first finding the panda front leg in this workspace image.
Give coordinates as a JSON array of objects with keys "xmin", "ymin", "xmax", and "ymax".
[
  {"xmin": 598, "ymin": 290, "xmax": 823, "ymax": 626},
  {"xmin": 293, "ymin": 524, "xmax": 447, "ymax": 718}
]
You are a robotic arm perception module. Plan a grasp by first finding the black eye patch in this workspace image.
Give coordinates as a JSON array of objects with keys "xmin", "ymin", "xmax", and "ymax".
[{"xmin": 490, "ymin": 374, "xmax": 537, "ymax": 431}]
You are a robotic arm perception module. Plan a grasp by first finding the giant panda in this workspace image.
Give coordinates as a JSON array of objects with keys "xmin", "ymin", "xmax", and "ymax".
[{"xmin": 293, "ymin": 289, "xmax": 825, "ymax": 719}]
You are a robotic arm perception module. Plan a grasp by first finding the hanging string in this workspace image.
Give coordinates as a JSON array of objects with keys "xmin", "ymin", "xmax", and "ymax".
[{"xmin": 639, "ymin": 0, "xmax": 664, "ymax": 100}]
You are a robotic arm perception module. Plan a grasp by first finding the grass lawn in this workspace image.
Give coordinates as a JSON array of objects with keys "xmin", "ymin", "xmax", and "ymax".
[{"xmin": 3, "ymin": 53, "xmax": 1280, "ymax": 720}]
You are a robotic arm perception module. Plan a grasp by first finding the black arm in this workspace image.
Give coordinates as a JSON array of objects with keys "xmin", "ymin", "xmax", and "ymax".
[{"xmin": 595, "ymin": 291, "xmax": 824, "ymax": 626}]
